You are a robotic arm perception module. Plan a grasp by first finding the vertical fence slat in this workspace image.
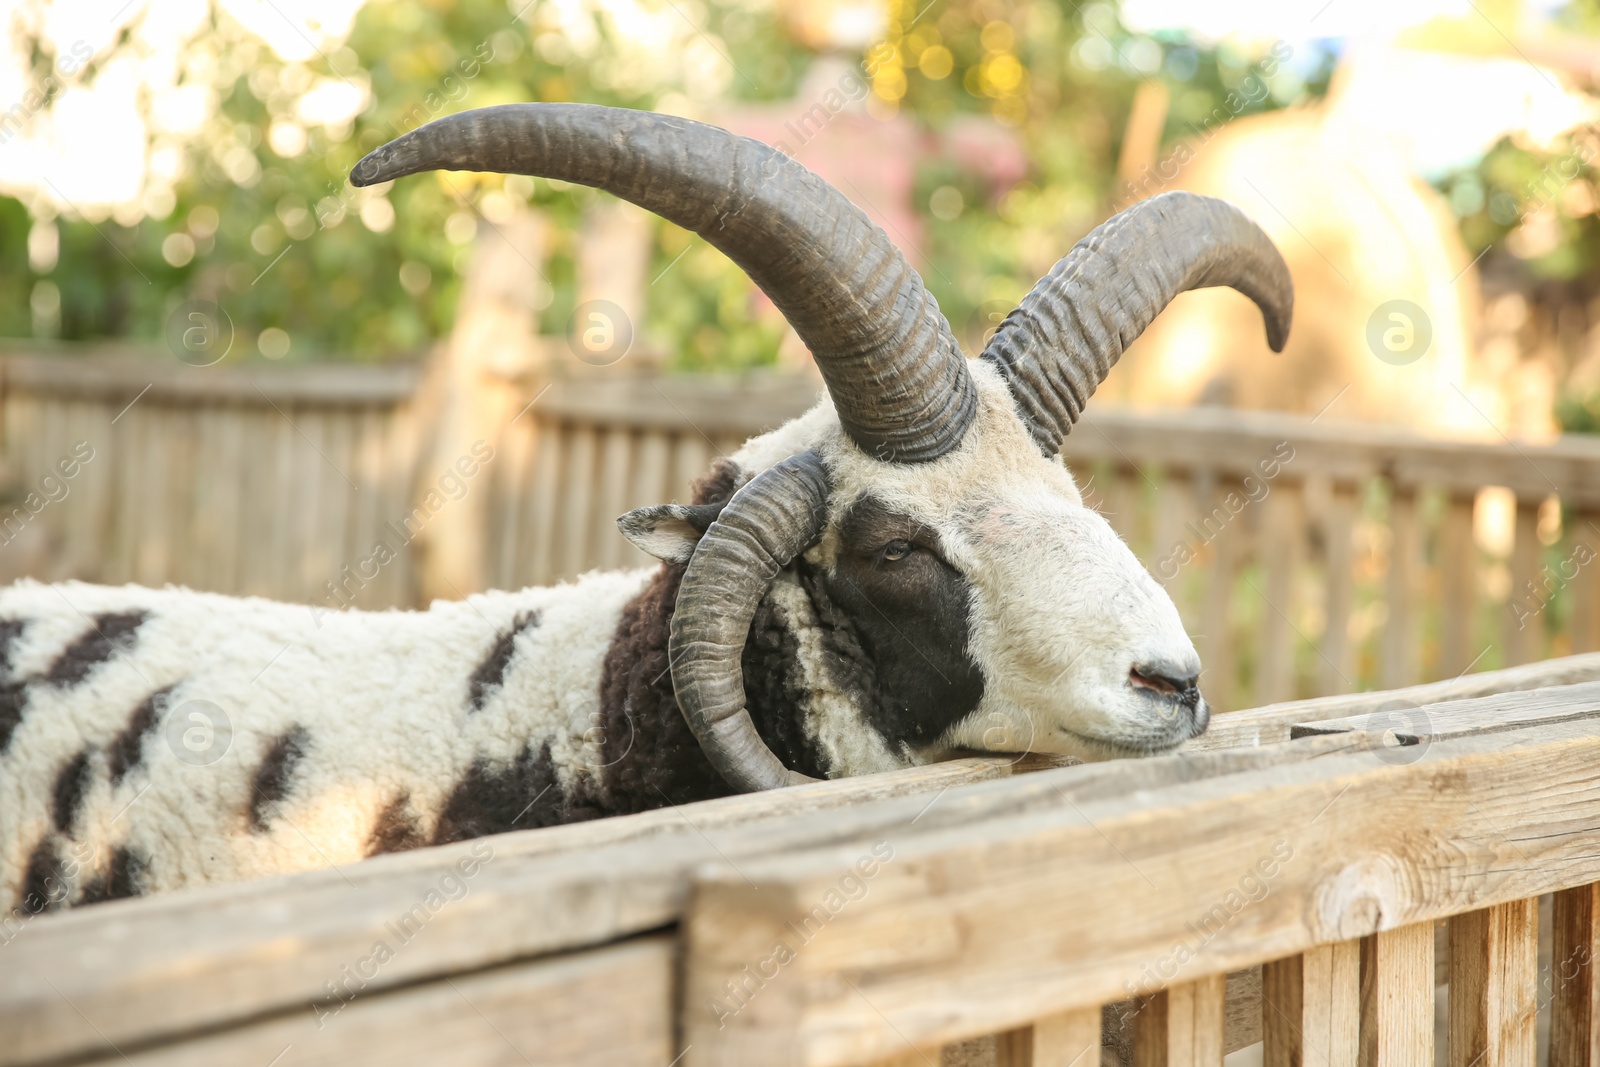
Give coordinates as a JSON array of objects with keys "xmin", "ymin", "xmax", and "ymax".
[
  {"xmin": 995, "ymin": 1008, "xmax": 1102, "ymax": 1067},
  {"xmin": 1263, "ymin": 940, "xmax": 1360, "ymax": 1067},
  {"xmin": 1257, "ymin": 481, "xmax": 1303, "ymax": 706},
  {"xmin": 1382, "ymin": 486, "xmax": 1420, "ymax": 689},
  {"xmin": 1319, "ymin": 483, "xmax": 1359, "ymax": 697},
  {"xmin": 1440, "ymin": 493, "xmax": 1479, "ymax": 677},
  {"xmin": 1358, "ymin": 921, "xmax": 1434, "ymax": 1067},
  {"xmin": 593, "ymin": 428, "xmax": 634, "ymax": 571},
  {"xmin": 1200, "ymin": 482, "xmax": 1240, "ymax": 713},
  {"xmin": 1133, "ymin": 974, "xmax": 1225, "ymax": 1067},
  {"xmin": 1505, "ymin": 499, "xmax": 1543, "ymax": 667},
  {"xmin": 1571, "ymin": 513, "xmax": 1600, "ymax": 655},
  {"xmin": 526, "ymin": 421, "xmax": 563, "ymax": 586},
  {"xmin": 1448, "ymin": 898, "xmax": 1538, "ymax": 1067},
  {"xmin": 1552, "ymin": 883, "xmax": 1600, "ymax": 1067},
  {"xmin": 559, "ymin": 424, "xmax": 599, "ymax": 581}
]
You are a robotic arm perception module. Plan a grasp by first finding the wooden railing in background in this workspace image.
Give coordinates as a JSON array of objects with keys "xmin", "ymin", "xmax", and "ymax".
[{"xmin": 6, "ymin": 346, "xmax": 1600, "ymax": 710}]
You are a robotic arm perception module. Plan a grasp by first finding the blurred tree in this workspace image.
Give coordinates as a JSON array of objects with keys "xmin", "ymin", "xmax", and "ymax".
[{"xmin": 0, "ymin": 0, "xmax": 1322, "ymax": 369}]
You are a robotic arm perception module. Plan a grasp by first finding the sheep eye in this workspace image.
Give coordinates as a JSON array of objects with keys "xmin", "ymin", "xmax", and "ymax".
[{"xmin": 880, "ymin": 540, "xmax": 913, "ymax": 562}]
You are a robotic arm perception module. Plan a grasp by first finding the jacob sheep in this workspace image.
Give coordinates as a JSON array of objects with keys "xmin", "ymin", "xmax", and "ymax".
[{"xmin": 0, "ymin": 103, "xmax": 1291, "ymax": 913}]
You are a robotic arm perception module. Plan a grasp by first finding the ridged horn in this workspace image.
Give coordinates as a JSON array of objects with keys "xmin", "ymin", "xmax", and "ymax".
[
  {"xmin": 352, "ymin": 103, "xmax": 976, "ymax": 463},
  {"xmin": 668, "ymin": 451, "xmax": 830, "ymax": 792},
  {"xmin": 981, "ymin": 191, "xmax": 1293, "ymax": 456}
]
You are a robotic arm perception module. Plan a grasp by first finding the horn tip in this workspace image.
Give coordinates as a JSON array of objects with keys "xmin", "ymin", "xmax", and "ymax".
[
  {"xmin": 1267, "ymin": 318, "xmax": 1291, "ymax": 352},
  {"xmin": 349, "ymin": 152, "xmax": 389, "ymax": 188}
]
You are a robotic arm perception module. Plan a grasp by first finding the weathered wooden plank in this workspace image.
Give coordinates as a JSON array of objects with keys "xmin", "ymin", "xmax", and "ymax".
[
  {"xmin": 1192, "ymin": 651, "xmax": 1600, "ymax": 750},
  {"xmin": 70, "ymin": 937, "xmax": 673, "ymax": 1067},
  {"xmin": 1289, "ymin": 680, "xmax": 1600, "ymax": 745},
  {"xmin": 0, "ymin": 737, "xmax": 1384, "ymax": 1067},
  {"xmin": 1448, "ymin": 898, "xmax": 1538, "ymax": 1067},
  {"xmin": 1262, "ymin": 940, "xmax": 1359, "ymax": 1067},
  {"xmin": 680, "ymin": 717, "xmax": 1600, "ymax": 1065},
  {"xmin": 0, "ymin": 351, "xmax": 422, "ymax": 404},
  {"xmin": 1358, "ymin": 922, "xmax": 1434, "ymax": 1067},
  {"xmin": 1551, "ymin": 883, "xmax": 1600, "ymax": 1067}
]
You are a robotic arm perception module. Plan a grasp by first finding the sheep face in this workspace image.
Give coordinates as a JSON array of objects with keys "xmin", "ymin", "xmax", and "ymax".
[{"xmin": 732, "ymin": 360, "xmax": 1208, "ymax": 764}]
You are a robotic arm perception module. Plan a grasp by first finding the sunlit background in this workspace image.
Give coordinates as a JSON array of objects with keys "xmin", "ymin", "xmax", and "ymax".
[{"xmin": 3, "ymin": 0, "xmax": 1598, "ymax": 433}]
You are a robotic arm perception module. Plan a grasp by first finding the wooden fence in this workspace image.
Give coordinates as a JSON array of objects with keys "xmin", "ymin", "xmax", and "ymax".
[
  {"xmin": 6, "ymin": 651, "xmax": 1600, "ymax": 1066},
  {"xmin": 7, "ymin": 348, "xmax": 1600, "ymax": 710}
]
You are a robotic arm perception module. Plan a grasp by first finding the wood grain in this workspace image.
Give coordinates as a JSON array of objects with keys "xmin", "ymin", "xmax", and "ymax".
[
  {"xmin": 681, "ymin": 717, "xmax": 1600, "ymax": 1065},
  {"xmin": 0, "ymin": 738, "xmax": 1383, "ymax": 1067},
  {"xmin": 1358, "ymin": 922, "xmax": 1434, "ymax": 1067},
  {"xmin": 75, "ymin": 936, "xmax": 674, "ymax": 1067},
  {"xmin": 993, "ymin": 1009, "xmax": 1101, "ymax": 1067},
  {"xmin": 1448, "ymin": 898, "xmax": 1538, "ymax": 1067},
  {"xmin": 1551, "ymin": 883, "xmax": 1600, "ymax": 1067},
  {"xmin": 1288, "ymin": 680, "xmax": 1600, "ymax": 745},
  {"xmin": 1193, "ymin": 652, "xmax": 1600, "ymax": 750},
  {"xmin": 1132, "ymin": 976, "xmax": 1224, "ymax": 1067},
  {"xmin": 1262, "ymin": 940, "xmax": 1359, "ymax": 1067}
]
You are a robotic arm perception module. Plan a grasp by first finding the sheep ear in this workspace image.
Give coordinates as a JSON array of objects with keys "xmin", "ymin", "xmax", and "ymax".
[{"xmin": 618, "ymin": 502, "xmax": 726, "ymax": 562}]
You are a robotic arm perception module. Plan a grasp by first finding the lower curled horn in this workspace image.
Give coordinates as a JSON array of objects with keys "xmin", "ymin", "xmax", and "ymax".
[{"xmin": 669, "ymin": 450, "xmax": 831, "ymax": 792}]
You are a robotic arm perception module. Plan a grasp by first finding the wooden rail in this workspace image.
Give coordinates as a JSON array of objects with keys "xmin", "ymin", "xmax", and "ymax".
[
  {"xmin": 5, "ymin": 653, "xmax": 1600, "ymax": 1065},
  {"xmin": 7, "ymin": 349, "xmax": 1600, "ymax": 709}
]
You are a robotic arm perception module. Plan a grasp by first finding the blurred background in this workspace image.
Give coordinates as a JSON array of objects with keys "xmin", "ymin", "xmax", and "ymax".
[{"xmin": 6, "ymin": 0, "xmax": 1600, "ymax": 708}]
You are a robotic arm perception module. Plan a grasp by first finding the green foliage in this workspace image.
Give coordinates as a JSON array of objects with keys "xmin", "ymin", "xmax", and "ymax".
[{"xmin": 3, "ymin": 0, "xmax": 1324, "ymax": 369}]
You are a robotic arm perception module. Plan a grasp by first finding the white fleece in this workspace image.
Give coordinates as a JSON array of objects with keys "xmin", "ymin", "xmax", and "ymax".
[{"xmin": 0, "ymin": 570, "xmax": 650, "ymax": 904}]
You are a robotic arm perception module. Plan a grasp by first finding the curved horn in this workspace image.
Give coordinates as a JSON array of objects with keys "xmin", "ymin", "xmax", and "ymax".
[
  {"xmin": 668, "ymin": 451, "xmax": 830, "ymax": 792},
  {"xmin": 352, "ymin": 103, "xmax": 975, "ymax": 463},
  {"xmin": 981, "ymin": 191, "xmax": 1293, "ymax": 456}
]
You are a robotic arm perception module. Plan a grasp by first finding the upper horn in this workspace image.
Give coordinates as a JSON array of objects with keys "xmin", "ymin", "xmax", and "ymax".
[
  {"xmin": 352, "ymin": 103, "xmax": 976, "ymax": 463},
  {"xmin": 980, "ymin": 191, "xmax": 1293, "ymax": 456}
]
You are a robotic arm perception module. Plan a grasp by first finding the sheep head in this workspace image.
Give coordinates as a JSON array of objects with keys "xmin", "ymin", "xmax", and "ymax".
[{"xmin": 352, "ymin": 104, "xmax": 1293, "ymax": 793}]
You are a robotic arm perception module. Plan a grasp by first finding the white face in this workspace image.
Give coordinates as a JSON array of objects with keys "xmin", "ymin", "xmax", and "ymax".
[{"xmin": 734, "ymin": 360, "xmax": 1209, "ymax": 762}]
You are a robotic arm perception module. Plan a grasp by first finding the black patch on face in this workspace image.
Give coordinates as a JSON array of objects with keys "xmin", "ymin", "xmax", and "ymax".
[
  {"xmin": 738, "ymin": 587, "xmax": 832, "ymax": 778},
  {"xmin": 51, "ymin": 749, "xmax": 93, "ymax": 834},
  {"xmin": 809, "ymin": 495, "xmax": 985, "ymax": 749},
  {"xmin": 432, "ymin": 741, "xmax": 594, "ymax": 845},
  {"xmin": 108, "ymin": 685, "xmax": 174, "ymax": 785},
  {"xmin": 18, "ymin": 838, "xmax": 64, "ymax": 915},
  {"xmin": 44, "ymin": 611, "xmax": 148, "ymax": 688},
  {"xmin": 466, "ymin": 611, "xmax": 540, "ymax": 712},
  {"xmin": 78, "ymin": 848, "xmax": 146, "ymax": 906},
  {"xmin": 589, "ymin": 460, "xmax": 750, "ymax": 815},
  {"xmin": 367, "ymin": 794, "xmax": 427, "ymax": 856},
  {"xmin": 248, "ymin": 726, "xmax": 309, "ymax": 832}
]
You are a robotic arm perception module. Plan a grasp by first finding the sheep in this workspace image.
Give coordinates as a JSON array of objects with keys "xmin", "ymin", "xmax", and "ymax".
[{"xmin": 0, "ymin": 103, "xmax": 1291, "ymax": 913}]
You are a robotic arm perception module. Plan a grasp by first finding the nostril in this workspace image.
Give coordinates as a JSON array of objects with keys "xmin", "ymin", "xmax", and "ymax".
[{"xmin": 1128, "ymin": 664, "xmax": 1199, "ymax": 698}]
